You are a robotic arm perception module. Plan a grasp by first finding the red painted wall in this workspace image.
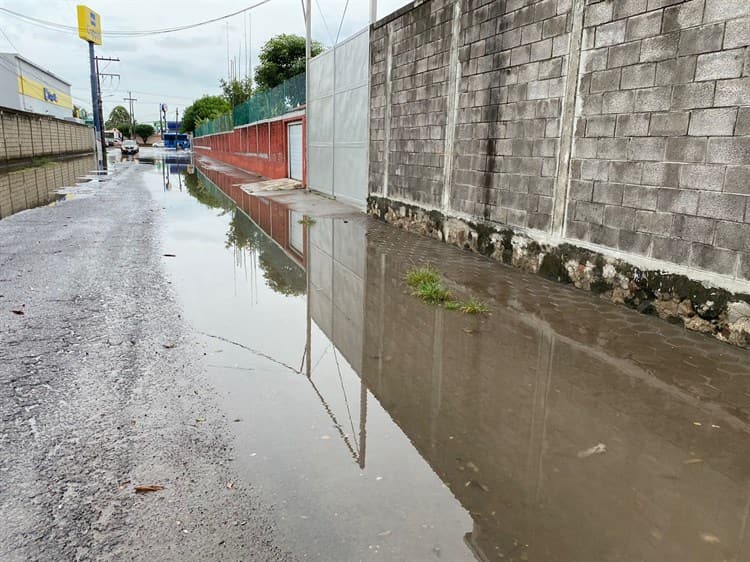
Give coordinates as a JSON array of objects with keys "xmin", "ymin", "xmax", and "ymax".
[{"xmin": 193, "ymin": 114, "xmax": 306, "ymax": 184}]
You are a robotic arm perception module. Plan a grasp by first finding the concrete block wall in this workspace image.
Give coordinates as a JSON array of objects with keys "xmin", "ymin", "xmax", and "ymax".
[
  {"xmin": 569, "ymin": 0, "xmax": 750, "ymax": 280},
  {"xmin": 369, "ymin": 0, "xmax": 750, "ymax": 286},
  {"xmin": 0, "ymin": 109, "xmax": 93, "ymax": 164}
]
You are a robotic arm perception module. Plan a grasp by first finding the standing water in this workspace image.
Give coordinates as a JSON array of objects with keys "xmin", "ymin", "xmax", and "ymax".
[{"xmin": 128, "ymin": 150, "xmax": 750, "ymax": 562}]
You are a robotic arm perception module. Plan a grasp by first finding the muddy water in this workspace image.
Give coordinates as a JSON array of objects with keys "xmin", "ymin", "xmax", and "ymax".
[{"xmin": 138, "ymin": 151, "xmax": 750, "ymax": 562}]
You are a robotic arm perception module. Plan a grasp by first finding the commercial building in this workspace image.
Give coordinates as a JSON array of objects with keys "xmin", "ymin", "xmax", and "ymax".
[{"xmin": 0, "ymin": 53, "xmax": 73, "ymax": 120}]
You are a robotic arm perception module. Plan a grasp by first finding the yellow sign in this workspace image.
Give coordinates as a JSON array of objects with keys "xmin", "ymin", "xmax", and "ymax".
[
  {"xmin": 76, "ymin": 5, "xmax": 102, "ymax": 45},
  {"xmin": 18, "ymin": 76, "xmax": 73, "ymax": 110}
]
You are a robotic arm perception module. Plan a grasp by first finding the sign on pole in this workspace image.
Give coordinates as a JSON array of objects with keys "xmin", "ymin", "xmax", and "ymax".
[{"xmin": 76, "ymin": 5, "xmax": 102, "ymax": 45}]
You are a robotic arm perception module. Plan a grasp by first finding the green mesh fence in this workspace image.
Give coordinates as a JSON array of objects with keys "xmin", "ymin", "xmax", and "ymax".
[{"xmin": 195, "ymin": 73, "xmax": 306, "ymax": 137}]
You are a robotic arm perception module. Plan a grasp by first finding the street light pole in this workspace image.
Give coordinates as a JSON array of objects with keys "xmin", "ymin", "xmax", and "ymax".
[
  {"xmin": 88, "ymin": 41, "xmax": 104, "ymax": 169},
  {"xmin": 305, "ymin": 0, "xmax": 311, "ymax": 188}
]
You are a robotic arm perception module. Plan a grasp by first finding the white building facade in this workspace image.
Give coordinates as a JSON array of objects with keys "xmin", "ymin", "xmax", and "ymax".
[{"xmin": 0, "ymin": 53, "xmax": 73, "ymax": 120}]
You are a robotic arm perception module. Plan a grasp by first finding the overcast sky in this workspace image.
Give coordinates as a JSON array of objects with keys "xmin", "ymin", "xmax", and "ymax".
[{"xmin": 0, "ymin": 0, "xmax": 409, "ymax": 124}]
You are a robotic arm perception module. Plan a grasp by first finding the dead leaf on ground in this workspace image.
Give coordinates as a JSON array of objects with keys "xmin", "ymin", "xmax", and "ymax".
[
  {"xmin": 135, "ymin": 485, "xmax": 164, "ymax": 493},
  {"xmin": 162, "ymin": 343, "xmax": 176, "ymax": 349},
  {"xmin": 11, "ymin": 310, "xmax": 24, "ymax": 315},
  {"xmin": 195, "ymin": 417, "xmax": 206, "ymax": 423}
]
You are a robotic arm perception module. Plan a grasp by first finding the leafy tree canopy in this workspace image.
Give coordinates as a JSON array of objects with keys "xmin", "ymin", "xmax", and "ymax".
[
  {"xmin": 220, "ymin": 76, "xmax": 253, "ymax": 107},
  {"xmin": 254, "ymin": 34, "xmax": 323, "ymax": 91},
  {"xmin": 135, "ymin": 123, "xmax": 155, "ymax": 142},
  {"xmin": 181, "ymin": 95, "xmax": 230, "ymax": 133},
  {"xmin": 105, "ymin": 105, "xmax": 130, "ymax": 129}
]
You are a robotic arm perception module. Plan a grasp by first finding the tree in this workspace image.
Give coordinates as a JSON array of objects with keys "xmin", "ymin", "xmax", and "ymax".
[
  {"xmin": 254, "ymin": 34, "xmax": 323, "ymax": 91},
  {"xmin": 181, "ymin": 95, "xmax": 230, "ymax": 133},
  {"xmin": 105, "ymin": 105, "xmax": 130, "ymax": 130},
  {"xmin": 135, "ymin": 123, "xmax": 155, "ymax": 143},
  {"xmin": 220, "ymin": 76, "xmax": 253, "ymax": 107}
]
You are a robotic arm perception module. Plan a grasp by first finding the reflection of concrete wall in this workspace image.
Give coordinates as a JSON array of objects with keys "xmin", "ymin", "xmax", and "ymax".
[
  {"xmin": 309, "ymin": 218, "xmax": 367, "ymax": 371},
  {"xmin": 0, "ymin": 154, "xmax": 95, "ymax": 218},
  {"xmin": 359, "ymin": 239, "xmax": 750, "ymax": 562},
  {"xmin": 308, "ymin": 29, "xmax": 369, "ymax": 207}
]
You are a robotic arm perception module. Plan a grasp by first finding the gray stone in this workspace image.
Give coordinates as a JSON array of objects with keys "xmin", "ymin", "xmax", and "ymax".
[
  {"xmin": 707, "ymin": 137, "xmax": 750, "ymax": 165},
  {"xmin": 724, "ymin": 17, "xmax": 750, "ymax": 50},
  {"xmin": 671, "ymin": 82, "xmax": 716, "ymax": 109},
  {"xmin": 704, "ymin": 0, "xmax": 750, "ymax": 23},
  {"xmin": 602, "ymin": 90, "xmax": 635, "ymax": 113},
  {"xmin": 649, "ymin": 112, "xmax": 690, "ymax": 136},
  {"xmin": 672, "ymin": 215, "xmax": 716, "ymax": 244},
  {"xmin": 697, "ymin": 192, "xmax": 747, "ymax": 221},
  {"xmin": 741, "ymin": 253, "xmax": 750, "ymax": 280},
  {"xmin": 724, "ymin": 166, "xmax": 750, "ymax": 195},
  {"xmin": 604, "ymin": 204, "xmax": 636, "ymax": 228},
  {"xmin": 581, "ymin": 159, "xmax": 610, "ymax": 181},
  {"xmin": 642, "ymin": 162, "xmax": 680, "ymax": 187},
  {"xmin": 658, "ymin": 188, "xmax": 699, "ymax": 214},
  {"xmin": 626, "ymin": 10, "xmax": 662, "ymax": 41},
  {"xmin": 695, "ymin": 49, "xmax": 745, "ymax": 81},
  {"xmin": 609, "ymin": 161, "xmax": 643, "ymax": 184},
  {"xmin": 593, "ymin": 182, "xmax": 625, "ymax": 204},
  {"xmin": 614, "ymin": 0, "xmax": 647, "ymax": 19},
  {"xmin": 690, "ymin": 243, "xmax": 738, "ymax": 275},
  {"xmin": 640, "ymin": 33, "xmax": 679, "ymax": 62},
  {"xmin": 629, "ymin": 137, "xmax": 667, "ymax": 161},
  {"xmin": 652, "ymin": 236, "xmax": 691, "ymax": 262},
  {"xmin": 714, "ymin": 78, "xmax": 750, "ymax": 107},
  {"xmin": 588, "ymin": 224, "xmax": 621, "ymax": 247},
  {"xmin": 688, "ymin": 108, "xmax": 738, "ymax": 136},
  {"xmin": 622, "ymin": 185, "xmax": 658, "ymax": 209},
  {"xmin": 595, "ymin": 20, "xmax": 627, "ymax": 47},
  {"xmin": 543, "ymin": 14, "xmax": 568, "ymax": 39},
  {"xmin": 621, "ymin": 62, "xmax": 656, "ymax": 89},
  {"xmin": 635, "ymin": 86, "xmax": 672, "ymax": 111},
  {"xmin": 597, "ymin": 138, "xmax": 629, "ymax": 159},
  {"xmin": 715, "ymin": 220, "xmax": 750, "ymax": 251},
  {"xmin": 678, "ymin": 24, "xmax": 725, "ymax": 56},
  {"xmin": 635, "ymin": 210, "xmax": 674, "ymax": 236},
  {"xmin": 608, "ymin": 42, "xmax": 641, "ymax": 68},
  {"xmin": 590, "ymin": 68, "xmax": 622, "ymax": 92},
  {"xmin": 663, "ymin": 0, "xmax": 705, "ymax": 33},
  {"xmin": 584, "ymin": 1, "xmax": 614, "ymax": 27},
  {"xmin": 570, "ymin": 179, "xmax": 594, "ymax": 201},
  {"xmin": 574, "ymin": 200, "xmax": 605, "ymax": 223},
  {"xmin": 615, "ymin": 113, "xmax": 651, "ymax": 136},
  {"xmin": 665, "ymin": 137, "xmax": 707, "ymax": 163},
  {"xmin": 655, "ymin": 56, "xmax": 697, "ymax": 85},
  {"xmin": 736, "ymin": 107, "xmax": 750, "ymax": 134},
  {"xmin": 586, "ymin": 115, "xmax": 616, "ymax": 137},
  {"xmin": 618, "ymin": 229, "xmax": 653, "ymax": 254},
  {"xmin": 678, "ymin": 164, "xmax": 726, "ymax": 191}
]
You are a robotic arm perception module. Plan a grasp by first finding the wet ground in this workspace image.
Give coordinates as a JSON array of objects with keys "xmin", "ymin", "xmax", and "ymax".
[{"xmin": 3, "ymin": 148, "xmax": 750, "ymax": 561}]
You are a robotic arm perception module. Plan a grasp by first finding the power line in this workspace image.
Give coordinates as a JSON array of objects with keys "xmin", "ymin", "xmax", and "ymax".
[
  {"xmin": 0, "ymin": 1, "xmax": 275, "ymax": 38},
  {"xmin": 0, "ymin": 25, "xmax": 18, "ymax": 51}
]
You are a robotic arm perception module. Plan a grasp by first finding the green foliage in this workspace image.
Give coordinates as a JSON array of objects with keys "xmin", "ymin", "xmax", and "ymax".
[
  {"xmin": 405, "ymin": 266, "xmax": 440, "ymax": 288},
  {"xmin": 404, "ymin": 266, "xmax": 490, "ymax": 314},
  {"xmin": 116, "ymin": 124, "xmax": 132, "ymax": 139},
  {"xmin": 220, "ymin": 76, "xmax": 253, "ymax": 107},
  {"xmin": 105, "ymin": 105, "xmax": 130, "ymax": 129},
  {"xmin": 181, "ymin": 95, "xmax": 231, "ymax": 133},
  {"xmin": 254, "ymin": 34, "xmax": 323, "ymax": 91},
  {"xmin": 459, "ymin": 297, "xmax": 489, "ymax": 314},
  {"xmin": 135, "ymin": 123, "xmax": 155, "ymax": 142}
]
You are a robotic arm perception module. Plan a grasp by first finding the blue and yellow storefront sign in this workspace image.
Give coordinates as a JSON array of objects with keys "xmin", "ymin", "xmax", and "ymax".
[
  {"xmin": 76, "ymin": 5, "xmax": 102, "ymax": 45},
  {"xmin": 18, "ymin": 75, "xmax": 73, "ymax": 110}
]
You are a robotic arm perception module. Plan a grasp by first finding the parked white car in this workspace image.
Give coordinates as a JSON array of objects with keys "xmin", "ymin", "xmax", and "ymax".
[{"xmin": 152, "ymin": 141, "xmax": 164, "ymax": 148}]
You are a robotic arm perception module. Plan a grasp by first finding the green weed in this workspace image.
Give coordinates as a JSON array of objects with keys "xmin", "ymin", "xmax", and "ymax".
[
  {"xmin": 404, "ymin": 266, "xmax": 489, "ymax": 314},
  {"xmin": 458, "ymin": 297, "xmax": 489, "ymax": 314},
  {"xmin": 405, "ymin": 266, "xmax": 440, "ymax": 288}
]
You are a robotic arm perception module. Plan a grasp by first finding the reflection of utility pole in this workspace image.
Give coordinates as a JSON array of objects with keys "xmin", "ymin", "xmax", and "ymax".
[
  {"xmin": 95, "ymin": 56, "xmax": 119, "ymax": 171},
  {"xmin": 175, "ymin": 108, "xmax": 179, "ymax": 132},
  {"xmin": 123, "ymin": 91, "xmax": 137, "ymax": 139}
]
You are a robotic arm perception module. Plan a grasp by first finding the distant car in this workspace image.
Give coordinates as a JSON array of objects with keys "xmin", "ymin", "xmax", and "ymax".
[
  {"xmin": 121, "ymin": 140, "xmax": 139, "ymax": 154},
  {"xmin": 151, "ymin": 141, "xmax": 164, "ymax": 148}
]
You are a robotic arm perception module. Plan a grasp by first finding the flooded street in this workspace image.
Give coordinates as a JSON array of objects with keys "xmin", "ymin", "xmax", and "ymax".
[
  {"xmin": 138, "ymin": 150, "xmax": 750, "ymax": 561},
  {"xmin": 2, "ymin": 149, "xmax": 750, "ymax": 561}
]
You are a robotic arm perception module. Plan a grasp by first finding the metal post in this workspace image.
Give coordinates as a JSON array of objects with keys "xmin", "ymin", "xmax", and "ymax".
[
  {"xmin": 94, "ymin": 56, "xmax": 108, "ymax": 170},
  {"xmin": 305, "ymin": 0, "xmax": 311, "ymax": 188},
  {"xmin": 88, "ymin": 41, "xmax": 103, "ymax": 169},
  {"xmin": 370, "ymin": 0, "xmax": 377, "ymax": 24}
]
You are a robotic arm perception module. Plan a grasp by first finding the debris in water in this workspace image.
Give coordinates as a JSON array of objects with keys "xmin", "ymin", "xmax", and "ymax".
[
  {"xmin": 163, "ymin": 253, "xmax": 176, "ymax": 257},
  {"xmin": 711, "ymin": 424, "xmax": 720, "ymax": 429},
  {"xmin": 377, "ymin": 530, "xmax": 392, "ymax": 537},
  {"xmin": 693, "ymin": 422, "xmax": 702, "ymax": 426},
  {"xmin": 162, "ymin": 343, "xmax": 176, "ymax": 349},
  {"xmin": 233, "ymin": 418, "xmax": 242, "ymax": 422},
  {"xmin": 577, "ymin": 443, "xmax": 607, "ymax": 458},
  {"xmin": 226, "ymin": 481, "xmax": 234, "ymax": 489},
  {"xmin": 320, "ymin": 435, "xmax": 331, "ymax": 440},
  {"xmin": 701, "ymin": 533, "xmax": 720, "ymax": 544},
  {"xmin": 135, "ymin": 485, "xmax": 165, "ymax": 493},
  {"xmin": 11, "ymin": 309, "xmax": 24, "ymax": 315},
  {"xmin": 195, "ymin": 417, "xmax": 206, "ymax": 423},
  {"xmin": 117, "ymin": 480, "xmax": 131, "ymax": 490},
  {"xmin": 684, "ymin": 458, "xmax": 703, "ymax": 464}
]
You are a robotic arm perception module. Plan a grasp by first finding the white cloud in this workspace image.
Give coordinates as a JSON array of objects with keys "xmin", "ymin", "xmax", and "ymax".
[{"xmin": 0, "ymin": 0, "xmax": 411, "ymax": 123}]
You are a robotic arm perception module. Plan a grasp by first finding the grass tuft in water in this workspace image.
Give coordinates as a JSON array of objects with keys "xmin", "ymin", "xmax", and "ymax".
[{"xmin": 459, "ymin": 297, "xmax": 489, "ymax": 314}]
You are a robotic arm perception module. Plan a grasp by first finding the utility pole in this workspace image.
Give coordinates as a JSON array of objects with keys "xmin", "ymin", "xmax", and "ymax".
[
  {"xmin": 123, "ymin": 91, "xmax": 137, "ymax": 140},
  {"xmin": 370, "ymin": 0, "xmax": 377, "ymax": 23},
  {"xmin": 77, "ymin": 5, "xmax": 104, "ymax": 169},
  {"xmin": 95, "ymin": 56, "xmax": 119, "ymax": 171},
  {"xmin": 305, "ymin": 0, "xmax": 311, "ymax": 188},
  {"xmin": 175, "ymin": 108, "xmax": 179, "ymax": 132}
]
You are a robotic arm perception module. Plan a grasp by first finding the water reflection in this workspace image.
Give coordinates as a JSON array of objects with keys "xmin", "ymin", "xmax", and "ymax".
[
  {"xmin": 0, "ymin": 154, "xmax": 97, "ymax": 219},
  {"xmin": 166, "ymin": 156, "xmax": 750, "ymax": 562}
]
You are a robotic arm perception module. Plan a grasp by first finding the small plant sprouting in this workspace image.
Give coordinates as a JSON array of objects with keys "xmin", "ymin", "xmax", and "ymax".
[
  {"xmin": 459, "ymin": 297, "xmax": 489, "ymax": 314},
  {"xmin": 298, "ymin": 216, "xmax": 317, "ymax": 226},
  {"xmin": 404, "ymin": 266, "xmax": 489, "ymax": 314}
]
